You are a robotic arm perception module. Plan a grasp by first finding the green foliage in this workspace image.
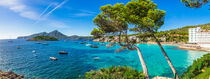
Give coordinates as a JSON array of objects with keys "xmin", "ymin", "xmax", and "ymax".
[
  {"xmin": 29, "ymin": 36, "xmax": 58, "ymax": 41},
  {"xmin": 91, "ymin": 28, "xmax": 104, "ymax": 39},
  {"xmin": 181, "ymin": 53, "xmax": 210, "ymax": 79},
  {"xmin": 126, "ymin": 0, "xmax": 165, "ymax": 32},
  {"xmin": 181, "ymin": 0, "xmax": 209, "ymax": 8},
  {"xmin": 85, "ymin": 66, "xmax": 144, "ymax": 79},
  {"xmin": 93, "ymin": 3, "xmax": 128, "ymax": 34},
  {"xmin": 167, "ymin": 23, "xmax": 210, "ymax": 33}
]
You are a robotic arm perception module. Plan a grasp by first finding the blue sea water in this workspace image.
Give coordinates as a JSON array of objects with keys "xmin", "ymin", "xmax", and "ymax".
[{"xmin": 0, "ymin": 39, "xmax": 208, "ymax": 79}]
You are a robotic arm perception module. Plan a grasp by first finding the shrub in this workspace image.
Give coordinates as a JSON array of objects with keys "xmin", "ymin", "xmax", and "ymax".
[
  {"xmin": 181, "ymin": 53, "xmax": 210, "ymax": 79},
  {"xmin": 85, "ymin": 66, "xmax": 144, "ymax": 79}
]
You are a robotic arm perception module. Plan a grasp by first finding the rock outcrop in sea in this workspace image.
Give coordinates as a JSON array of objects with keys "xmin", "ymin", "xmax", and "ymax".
[{"xmin": 0, "ymin": 71, "xmax": 24, "ymax": 79}]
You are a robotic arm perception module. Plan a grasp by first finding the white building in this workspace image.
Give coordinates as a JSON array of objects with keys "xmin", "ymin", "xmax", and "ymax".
[
  {"xmin": 189, "ymin": 27, "xmax": 201, "ymax": 43},
  {"xmin": 189, "ymin": 27, "xmax": 210, "ymax": 48}
]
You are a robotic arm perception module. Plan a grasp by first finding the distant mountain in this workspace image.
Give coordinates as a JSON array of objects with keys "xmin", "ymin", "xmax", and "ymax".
[
  {"xmin": 17, "ymin": 30, "xmax": 68, "ymax": 39},
  {"xmin": 17, "ymin": 30, "xmax": 92, "ymax": 39},
  {"xmin": 46, "ymin": 30, "xmax": 68, "ymax": 39}
]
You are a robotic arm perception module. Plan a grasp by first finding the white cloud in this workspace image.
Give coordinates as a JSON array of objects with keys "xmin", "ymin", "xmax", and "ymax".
[
  {"xmin": 44, "ymin": 0, "xmax": 68, "ymax": 18},
  {"xmin": 46, "ymin": 20, "xmax": 69, "ymax": 28},
  {"xmin": 80, "ymin": 9, "xmax": 96, "ymax": 14},
  {"xmin": 0, "ymin": 0, "xmax": 39, "ymax": 20},
  {"xmin": 73, "ymin": 10, "xmax": 96, "ymax": 17},
  {"xmin": 74, "ymin": 13, "xmax": 94, "ymax": 17}
]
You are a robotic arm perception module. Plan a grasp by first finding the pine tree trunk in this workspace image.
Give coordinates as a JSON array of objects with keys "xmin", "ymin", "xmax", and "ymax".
[
  {"xmin": 148, "ymin": 28, "xmax": 179, "ymax": 79},
  {"xmin": 132, "ymin": 45, "xmax": 149, "ymax": 79}
]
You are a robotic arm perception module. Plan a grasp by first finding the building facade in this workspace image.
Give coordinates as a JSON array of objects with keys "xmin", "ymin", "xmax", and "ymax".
[
  {"xmin": 189, "ymin": 27, "xmax": 210, "ymax": 48},
  {"xmin": 189, "ymin": 27, "xmax": 201, "ymax": 43}
]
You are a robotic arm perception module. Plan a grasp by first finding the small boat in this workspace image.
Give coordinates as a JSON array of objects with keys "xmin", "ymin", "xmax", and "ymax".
[
  {"xmin": 99, "ymin": 43, "xmax": 106, "ymax": 45},
  {"xmin": 90, "ymin": 45, "xmax": 99, "ymax": 48},
  {"xmin": 115, "ymin": 47, "xmax": 126, "ymax": 53},
  {"xmin": 42, "ymin": 43, "xmax": 48, "ymax": 45},
  {"xmin": 35, "ymin": 42, "xmax": 41, "ymax": 44},
  {"xmin": 50, "ymin": 57, "xmax": 58, "ymax": 60},
  {"xmin": 16, "ymin": 46, "xmax": 21, "ymax": 49},
  {"xmin": 86, "ymin": 44, "xmax": 92, "ymax": 46},
  {"xmin": 59, "ymin": 51, "xmax": 68, "ymax": 54},
  {"xmin": 93, "ymin": 57, "xmax": 100, "ymax": 60},
  {"xmin": 32, "ymin": 50, "xmax": 36, "ymax": 53},
  {"xmin": 8, "ymin": 40, "xmax": 13, "ymax": 43},
  {"xmin": 33, "ymin": 54, "xmax": 37, "ymax": 57},
  {"xmin": 80, "ymin": 41, "xmax": 86, "ymax": 44}
]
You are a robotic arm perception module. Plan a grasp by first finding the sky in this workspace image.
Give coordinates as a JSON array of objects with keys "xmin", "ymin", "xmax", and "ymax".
[{"xmin": 0, "ymin": 0, "xmax": 209, "ymax": 39}]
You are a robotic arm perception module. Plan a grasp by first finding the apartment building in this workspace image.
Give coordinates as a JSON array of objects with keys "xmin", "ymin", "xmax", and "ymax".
[{"xmin": 189, "ymin": 27, "xmax": 210, "ymax": 48}]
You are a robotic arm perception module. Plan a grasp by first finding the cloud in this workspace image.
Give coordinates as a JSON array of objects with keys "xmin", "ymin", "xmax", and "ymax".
[
  {"xmin": 74, "ymin": 13, "xmax": 94, "ymax": 17},
  {"xmin": 72, "ymin": 10, "xmax": 96, "ymax": 17},
  {"xmin": 44, "ymin": 0, "xmax": 68, "ymax": 18},
  {"xmin": 0, "ymin": 0, "xmax": 39, "ymax": 20},
  {"xmin": 80, "ymin": 9, "xmax": 96, "ymax": 14},
  {"xmin": 38, "ymin": 3, "xmax": 54, "ymax": 18},
  {"xmin": 34, "ymin": 3, "xmax": 55, "ymax": 24},
  {"xmin": 46, "ymin": 20, "xmax": 69, "ymax": 28}
]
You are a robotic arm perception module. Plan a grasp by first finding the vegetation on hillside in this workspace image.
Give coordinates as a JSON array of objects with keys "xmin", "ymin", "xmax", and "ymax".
[
  {"xmin": 27, "ymin": 36, "xmax": 58, "ymax": 41},
  {"xmin": 181, "ymin": 53, "xmax": 210, "ymax": 79},
  {"xmin": 181, "ymin": 0, "xmax": 209, "ymax": 8},
  {"xmin": 127, "ymin": 23, "xmax": 210, "ymax": 43},
  {"xmin": 85, "ymin": 66, "xmax": 144, "ymax": 79}
]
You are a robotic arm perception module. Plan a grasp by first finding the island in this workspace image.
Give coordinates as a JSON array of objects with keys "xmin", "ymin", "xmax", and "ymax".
[{"xmin": 27, "ymin": 36, "xmax": 58, "ymax": 41}]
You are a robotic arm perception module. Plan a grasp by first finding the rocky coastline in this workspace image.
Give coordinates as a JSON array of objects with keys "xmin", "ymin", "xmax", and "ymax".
[{"xmin": 0, "ymin": 71, "xmax": 24, "ymax": 79}]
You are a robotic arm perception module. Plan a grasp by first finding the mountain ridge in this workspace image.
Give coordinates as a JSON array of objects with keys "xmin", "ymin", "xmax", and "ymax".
[{"xmin": 17, "ymin": 30, "xmax": 91, "ymax": 39}]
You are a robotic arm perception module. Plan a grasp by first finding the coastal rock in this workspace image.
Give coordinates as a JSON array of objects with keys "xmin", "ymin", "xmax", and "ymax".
[{"xmin": 0, "ymin": 71, "xmax": 24, "ymax": 79}]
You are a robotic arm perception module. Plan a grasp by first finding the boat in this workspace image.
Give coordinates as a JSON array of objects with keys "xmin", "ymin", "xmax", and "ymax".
[
  {"xmin": 99, "ymin": 43, "xmax": 106, "ymax": 45},
  {"xmin": 35, "ymin": 42, "xmax": 41, "ymax": 44},
  {"xmin": 33, "ymin": 54, "xmax": 37, "ymax": 57},
  {"xmin": 86, "ymin": 44, "xmax": 92, "ymax": 46},
  {"xmin": 115, "ymin": 47, "xmax": 126, "ymax": 53},
  {"xmin": 16, "ymin": 46, "xmax": 21, "ymax": 49},
  {"xmin": 42, "ymin": 43, "xmax": 48, "ymax": 45},
  {"xmin": 50, "ymin": 57, "xmax": 58, "ymax": 60},
  {"xmin": 90, "ymin": 45, "xmax": 99, "ymax": 48},
  {"xmin": 32, "ymin": 50, "xmax": 36, "ymax": 53},
  {"xmin": 80, "ymin": 41, "xmax": 86, "ymax": 44},
  {"xmin": 59, "ymin": 51, "xmax": 68, "ymax": 54},
  {"xmin": 93, "ymin": 57, "xmax": 100, "ymax": 60},
  {"xmin": 8, "ymin": 40, "xmax": 13, "ymax": 43}
]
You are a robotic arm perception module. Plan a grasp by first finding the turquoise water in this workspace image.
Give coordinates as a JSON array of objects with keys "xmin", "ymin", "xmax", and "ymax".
[{"xmin": 0, "ymin": 39, "xmax": 208, "ymax": 79}]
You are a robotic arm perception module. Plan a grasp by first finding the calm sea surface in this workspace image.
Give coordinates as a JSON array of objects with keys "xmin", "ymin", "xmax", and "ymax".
[{"xmin": 0, "ymin": 39, "xmax": 207, "ymax": 79}]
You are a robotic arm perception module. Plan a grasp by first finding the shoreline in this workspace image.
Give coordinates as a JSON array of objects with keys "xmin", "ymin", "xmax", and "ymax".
[
  {"xmin": 139, "ymin": 42, "xmax": 210, "ymax": 52},
  {"xmin": 93, "ymin": 38, "xmax": 210, "ymax": 52}
]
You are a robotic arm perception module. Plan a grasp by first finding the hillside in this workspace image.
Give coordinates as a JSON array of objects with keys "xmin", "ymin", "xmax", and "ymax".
[
  {"xmin": 165, "ymin": 23, "xmax": 210, "ymax": 33},
  {"xmin": 17, "ymin": 30, "xmax": 68, "ymax": 39},
  {"xmin": 27, "ymin": 36, "xmax": 58, "ymax": 41},
  {"xmin": 125, "ymin": 23, "xmax": 210, "ymax": 43}
]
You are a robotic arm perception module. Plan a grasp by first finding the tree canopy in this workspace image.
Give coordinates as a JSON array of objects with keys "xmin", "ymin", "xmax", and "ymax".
[
  {"xmin": 181, "ymin": 0, "xmax": 209, "ymax": 8},
  {"xmin": 91, "ymin": 28, "xmax": 104, "ymax": 38},
  {"xmin": 92, "ymin": 0, "xmax": 167, "ymax": 78}
]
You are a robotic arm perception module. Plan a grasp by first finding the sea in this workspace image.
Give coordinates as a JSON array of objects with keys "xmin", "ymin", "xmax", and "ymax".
[{"xmin": 0, "ymin": 39, "xmax": 208, "ymax": 79}]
